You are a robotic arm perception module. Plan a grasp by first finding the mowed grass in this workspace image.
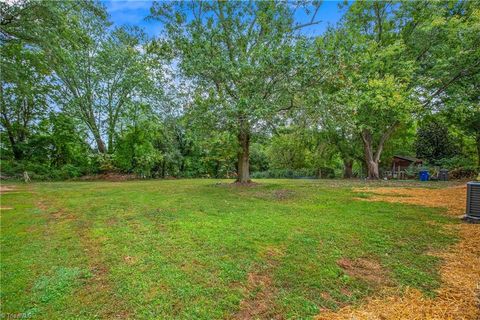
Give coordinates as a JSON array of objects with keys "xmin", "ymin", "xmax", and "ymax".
[{"xmin": 0, "ymin": 179, "xmax": 457, "ymax": 319}]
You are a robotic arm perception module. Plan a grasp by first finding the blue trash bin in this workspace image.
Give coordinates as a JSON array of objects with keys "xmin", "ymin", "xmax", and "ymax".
[{"xmin": 419, "ymin": 170, "xmax": 429, "ymax": 181}]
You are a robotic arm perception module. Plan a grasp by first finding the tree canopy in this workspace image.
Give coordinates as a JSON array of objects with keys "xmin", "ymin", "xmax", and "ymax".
[{"xmin": 1, "ymin": 0, "xmax": 479, "ymax": 181}]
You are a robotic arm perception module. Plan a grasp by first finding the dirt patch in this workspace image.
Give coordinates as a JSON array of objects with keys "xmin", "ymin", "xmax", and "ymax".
[
  {"xmin": 36, "ymin": 200, "xmax": 49, "ymax": 212},
  {"xmin": 106, "ymin": 217, "xmax": 118, "ymax": 226},
  {"xmin": 272, "ymin": 189, "xmax": 294, "ymax": 200},
  {"xmin": 252, "ymin": 189, "xmax": 295, "ymax": 201},
  {"xmin": 337, "ymin": 257, "xmax": 391, "ymax": 287},
  {"xmin": 320, "ymin": 292, "xmax": 332, "ymax": 301},
  {"xmin": 0, "ymin": 185, "xmax": 15, "ymax": 194},
  {"xmin": 316, "ymin": 184, "xmax": 480, "ymax": 320},
  {"xmin": 234, "ymin": 247, "xmax": 284, "ymax": 320},
  {"xmin": 36, "ymin": 200, "xmax": 76, "ymax": 220},
  {"xmin": 340, "ymin": 288, "xmax": 353, "ymax": 297},
  {"xmin": 51, "ymin": 208, "xmax": 76, "ymax": 220},
  {"xmin": 0, "ymin": 206, "xmax": 13, "ymax": 210},
  {"xmin": 123, "ymin": 256, "xmax": 138, "ymax": 265}
]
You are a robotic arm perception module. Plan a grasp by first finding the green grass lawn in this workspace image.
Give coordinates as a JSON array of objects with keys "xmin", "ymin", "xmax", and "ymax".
[{"xmin": 0, "ymin": 179, "xmax": 457, "ymax": 319}]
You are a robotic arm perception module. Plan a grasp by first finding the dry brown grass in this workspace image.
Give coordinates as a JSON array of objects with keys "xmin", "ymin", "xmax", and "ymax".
[
  {"xmin": 337, "ymin": 257, "xmax": 392, "ymax": 288},
  {"xmin": 316, "ymin": 184, "xmax": 480, "ymax": 320},
  {"xmin": 234, "ymin": 247, "xmax": 285, "ymax": 320},
  {"xmin": 0, "ymin": 185, "xmax": 15, "ymax": 194},
  {"xmin": 353, "ymin": 185, "xmax": 467, "ymax": 218}
]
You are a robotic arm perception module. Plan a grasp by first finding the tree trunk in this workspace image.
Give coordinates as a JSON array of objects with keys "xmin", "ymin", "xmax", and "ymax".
[
  {"xmin": 87, "ymin": 119, "xmax": 106, "ymax": 154},
  {"xmin": 360, "ymin": 124, "xmax": 399, "ymax": 180},
  {"xmin": 108, "ymin": 132, "xmax": 114, "ymax": 154},
  {"xmin": 363, "ymin": 141, "xmax": 380, "ymax": 179},
  {"xmin": 366, "ymin": 158, "xmax": 380, "ymax": 179},
  {"xmin": 1, "ymin": 113, "xmax": 22, "ymax": 160},
  {"xmin": 361, "ymin": 130, "xmax": 380, "ymax": 179},
  {"xmin": 236, "ymin": 131, "xmax": 250, "ymax": 183},
  {"xmin": 5, "ymin": 130, "xmax": 22, "ymax": 160},
  {"xmin": 94, "ymin": 134, "xmax": 107, "ymax": 154},
  {"xmin": 343, "ymin": 159, "xmax": 354, "ymax": 179}
]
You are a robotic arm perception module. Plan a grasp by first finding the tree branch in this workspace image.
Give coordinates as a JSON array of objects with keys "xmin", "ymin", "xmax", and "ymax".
[{"xmin": 422, "ymin": 59, "xmax": 480, "ymax": 108}]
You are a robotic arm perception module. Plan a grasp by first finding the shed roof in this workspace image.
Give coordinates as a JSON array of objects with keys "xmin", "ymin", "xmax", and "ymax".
[{"xmin": 393, "ymin": 155, "xmax": 423, "ymax": 163}]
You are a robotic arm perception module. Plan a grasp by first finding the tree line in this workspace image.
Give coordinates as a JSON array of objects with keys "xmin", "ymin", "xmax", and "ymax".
[{"xmin": 1, "ymin": 0, "xmax": 479, "ymax": 182}]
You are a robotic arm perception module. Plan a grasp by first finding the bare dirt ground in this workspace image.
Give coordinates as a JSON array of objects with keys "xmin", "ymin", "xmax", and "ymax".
[
  {"xmin": 0, "ymin": 185, "xmax": 15, "ymax": 194},
  {"xmin": 337, "ymin": 257, "xmax": 392, "ymax": 288},
  {"xmin": 316, "ymin": 184, "xmax": 480, "ymax": 320}
]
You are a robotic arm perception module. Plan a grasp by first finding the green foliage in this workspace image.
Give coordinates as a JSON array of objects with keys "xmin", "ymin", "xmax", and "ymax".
[
  {"xmin": 415, "ymin": 118, "xmax": 459, "ymax": 164},
  {"xmin": 436, "ymin": 155, "xmax": 474, "ymax": 169},
  {"xmin": 249, "ymin": 143, "xmax": 269, "ymax": 172},
  {"xmin": 268, "ymin": 133, "xmax": 310, "ymax": 170},
  {"xmin": 114, "ymin": 123, "xmax": 163, "ymax": 177},
  {"xmin": 251, "ymin": 168, "xmax": 335, "ymax": 179},
  {"xmin": 150, "ymin": 1, "xmax": 321, "ymax": 181},
  {"xmin": 1, "ymin": 0, "xmax": 478, "ymax": 180}
]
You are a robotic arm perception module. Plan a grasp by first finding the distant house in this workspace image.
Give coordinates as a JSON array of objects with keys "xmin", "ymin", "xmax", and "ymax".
[{"xmin": 391, "ymin": 155, "xmax": 423, "ymax": 179}]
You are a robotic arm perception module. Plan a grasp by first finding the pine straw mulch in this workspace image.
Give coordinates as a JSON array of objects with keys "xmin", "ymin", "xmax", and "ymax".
[{"xmin": 316, "ymin": 184, "xmax": 480, "ymax": 320}]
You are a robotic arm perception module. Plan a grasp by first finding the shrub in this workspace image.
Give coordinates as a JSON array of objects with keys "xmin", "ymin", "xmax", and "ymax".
[
  {"xmin": 436, "ymin": 155, "xmax": 476, "ymax": 170},
  {"xmin": 59, "ymin": 164, "xmax": 83, "ymax": 179},
  {"xmin": 251, "ymin": 168, "xmax": 335, "ymax": 179},
  {"xmin": 449, "ymin": 167, "xmax": 479, "ymax": 180}
]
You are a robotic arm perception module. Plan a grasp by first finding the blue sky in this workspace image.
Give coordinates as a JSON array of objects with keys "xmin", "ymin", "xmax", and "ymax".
[{"xmin": 102, "ymin": 0, "xmax": 347, "ymax": 38}]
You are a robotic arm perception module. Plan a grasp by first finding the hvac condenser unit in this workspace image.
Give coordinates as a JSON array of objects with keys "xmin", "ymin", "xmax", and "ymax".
[{"xmin": 464, "ymin": 181, "xmax": 480, "ymax": 222}]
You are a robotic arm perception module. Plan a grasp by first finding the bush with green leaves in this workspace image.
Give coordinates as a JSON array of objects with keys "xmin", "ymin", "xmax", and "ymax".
[{"xmin": 251, "ymin": 168, "xmax": 335, "ymax": 179}]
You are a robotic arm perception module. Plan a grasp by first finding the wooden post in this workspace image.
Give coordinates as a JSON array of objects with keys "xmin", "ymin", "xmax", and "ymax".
[{"xmin": 23, "ymin": 171, "xmax": 31, "ymax": 183}]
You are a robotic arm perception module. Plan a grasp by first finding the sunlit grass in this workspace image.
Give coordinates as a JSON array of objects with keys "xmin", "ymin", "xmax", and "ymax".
[{"xmin": 0, "ymin": 179, "xmax": 457, "ymax": 319}]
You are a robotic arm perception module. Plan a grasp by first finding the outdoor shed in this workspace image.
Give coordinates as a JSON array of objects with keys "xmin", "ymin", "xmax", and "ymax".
[{"xmin": 392, "ymin": 155, "xmax": 423, "ymax": 173}]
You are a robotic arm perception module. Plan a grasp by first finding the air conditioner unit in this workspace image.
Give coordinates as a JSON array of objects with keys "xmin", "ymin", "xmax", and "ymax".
[{"xmin": 464, "ymin": 181, "xmax": 480, "ymax": 223}]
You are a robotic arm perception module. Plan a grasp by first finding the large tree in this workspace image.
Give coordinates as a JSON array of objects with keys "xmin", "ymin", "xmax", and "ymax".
[
  {"xmin": 401, "ymin": 1, "xmax": 480, "ymax": 166},
  {"xmin": 150, "ymin": 1, "xmax": 323, "ymax": 183},
  {"xmin": 443, "ymin": 75, "xmax": 480, "ymax": 166},
  {"xmin": 399, "ymin": 1, "xmax": 480, "ymax": 109},
  {"xmin": 0, "ymin": 0, "xmax": 101, "ymax": 45},
  {"xmin": 49, "ymin": 23, "xmax": 154, "ymax": 154},
  {"xmin": 0, "ymin": 0, "xmax": 99, "ymax": 160},
  {"xmin": 314, "ymin": 1, "xmax": 416, "ymax": 179},
  {"xmin": 0, "ymin": 42, "xmax": 50, "ymax": 160}
]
